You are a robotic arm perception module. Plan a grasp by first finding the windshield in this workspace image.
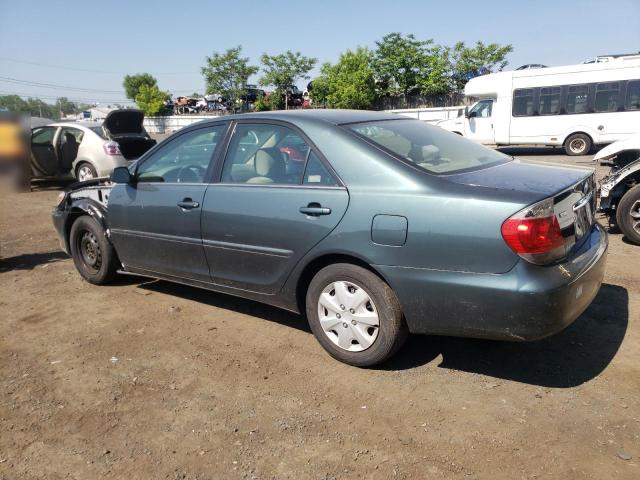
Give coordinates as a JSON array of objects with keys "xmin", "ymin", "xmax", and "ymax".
[{"xmin": 348, "ymin": 119, "xmax": 510, "ymax": 174}]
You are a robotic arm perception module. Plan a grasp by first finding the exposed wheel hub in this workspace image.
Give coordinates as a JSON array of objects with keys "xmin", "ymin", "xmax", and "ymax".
[
  {"xmin": 79, "ymin": 231, "xmax": 101, "ymax": 270},
  {"xmin": 317, "ymin": 281, "xmax": 379, "ymax": 352}
]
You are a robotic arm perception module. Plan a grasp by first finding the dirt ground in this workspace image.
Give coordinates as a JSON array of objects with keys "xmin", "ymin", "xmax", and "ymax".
[{"xmin": 1, "ymin": 151, "xmax": 639, "ymax": 479}]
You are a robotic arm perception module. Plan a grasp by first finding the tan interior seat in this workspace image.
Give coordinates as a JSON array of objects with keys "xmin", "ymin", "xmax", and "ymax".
[{"xmin": 246, "ymin": 148, "xmax": 286, "ymax": 184}]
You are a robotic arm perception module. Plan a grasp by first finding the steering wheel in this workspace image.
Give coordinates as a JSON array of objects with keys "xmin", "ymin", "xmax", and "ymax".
[{"xmin": 176, "ymin": 165, "xmax": 206, "ymax": 183}]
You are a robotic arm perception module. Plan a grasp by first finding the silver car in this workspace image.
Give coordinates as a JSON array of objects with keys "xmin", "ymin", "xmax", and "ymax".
[{"xmin": 30, "ymin": 109, "xmax": 156, "ymax": 182}]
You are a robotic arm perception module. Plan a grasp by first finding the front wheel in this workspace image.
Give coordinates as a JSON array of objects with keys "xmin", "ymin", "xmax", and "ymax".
[
  {"xmin": 616, "ymin": 184, "xmax": 640, "ymax": 245},
  {"xmin": 70, "ymin": 216, "xmax": 119, "ymax": 284},
  {"xmin": 564, "ymin": 133, "xmax": 592, "ymax": 156},
  {"xmin": 305, "ymin": 263, "xmax": 407, "ymax": 367}
]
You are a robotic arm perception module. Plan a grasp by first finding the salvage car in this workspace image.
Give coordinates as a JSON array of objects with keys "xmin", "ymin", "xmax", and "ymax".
[
  {"xmin": 596, "ymin": 134, "xmax": 640, "ymax": 244},
  {"xmin": 31, "ymin": 109, "xmax": 156, "ymax": 182},
  {"xmin": 52, "ymin": 110, "xmax": 607, "ymax": 366}
]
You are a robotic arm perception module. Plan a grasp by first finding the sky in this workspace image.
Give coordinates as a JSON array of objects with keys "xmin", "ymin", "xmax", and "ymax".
[{"xmin": 0, "ymin": 0, "xmax": 638, "ymax": 105}]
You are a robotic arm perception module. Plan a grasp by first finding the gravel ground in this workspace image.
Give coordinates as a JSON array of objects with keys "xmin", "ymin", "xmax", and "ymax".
[{"xmin": 0, "ymin": 148, "xmax": 638, "ymax": 479}]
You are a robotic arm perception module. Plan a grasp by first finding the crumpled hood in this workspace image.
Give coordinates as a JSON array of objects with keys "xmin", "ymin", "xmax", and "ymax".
[
  {"xmin": 593, "ymin": 134, "xmax": 640, "ymax": 161},
  {"xmin": 445, "ymin": 159, "xmax": 593, "ymax": 197}
]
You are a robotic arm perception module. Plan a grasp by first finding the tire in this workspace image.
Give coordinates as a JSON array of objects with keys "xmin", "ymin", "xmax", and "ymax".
[
  {"xmin": 305, "ymin": 263, "xmax": 408, "ymax": 367},
  {"xmin": 76, "ymin": 162, "xmax": 97, "ymax": 182},
  {"xmin": 564, "ymin": 133, "xmax": 592, "ymax": 156},
  {"xmin": 616, "ymin": 184, "xmax": 640, "ymax": 245},
  {"xmin": 69, "ymin": 216, "xmax": 119, "ymax": 284}
]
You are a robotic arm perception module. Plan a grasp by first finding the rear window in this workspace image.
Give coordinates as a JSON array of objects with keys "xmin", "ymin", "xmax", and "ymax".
[
  {"xmin": 348, "ymin": 119, "xmax": 510, "ymax": 175},
  {"xmin": 89, "ymin": 126, "xmax": 106, "ymax": 139}
]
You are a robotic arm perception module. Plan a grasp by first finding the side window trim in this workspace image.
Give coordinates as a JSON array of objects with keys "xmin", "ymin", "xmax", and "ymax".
[
  {"xmin": 214, "ymin": 119, "xmax": 344, "ymax": 188},
  {"xmin": 134, "ymin": 122, "xmax": 229, "ymax": 184}
]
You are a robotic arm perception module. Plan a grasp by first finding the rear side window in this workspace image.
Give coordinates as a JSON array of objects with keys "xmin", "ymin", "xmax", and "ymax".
[
  {"xmin": 303, "ymin": 151, "xmax": 338, "ymax": 186},
  {"xmin": 349, "ymin": 119, "xmax": 509, "ymax": 175},
  {"xmin": 566, "ymin": 85, "xmax": 589, "ymax": 114},
  {"xmin": 538, "ymin": 87, "xmax": 561, "ymax": 115},
  {"xmin": 626, "ymin": 80, "xmax": 640, "ymax": 110},
  {"xmin": 513, "ymin": 89, "xmax": 534, "ymax": 116},
  {"xmin": 595, "ymin": 82, "xmax": 620, "ymax": 112}
]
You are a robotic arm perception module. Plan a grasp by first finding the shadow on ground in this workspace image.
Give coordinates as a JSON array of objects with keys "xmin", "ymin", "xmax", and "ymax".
[
  {"xmin": 497, "ymin": 146, "xmax": 603, "ymax": 158},
  {"xmin": 137, "ymin": 278, "xmax": 627, "ymax": 388},
  {"xmin": 0, "ymin": 250, "xmax": 68, "ymax": 272}
]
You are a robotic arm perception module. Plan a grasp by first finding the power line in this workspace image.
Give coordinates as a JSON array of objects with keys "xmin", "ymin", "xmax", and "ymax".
[
  {"xmin": 0, "ymin": 56, "xmax": 200, "ymax": 75},
  {"xmin": 0, "ymin": 75, "xmax": 125, "ymax": 93}
]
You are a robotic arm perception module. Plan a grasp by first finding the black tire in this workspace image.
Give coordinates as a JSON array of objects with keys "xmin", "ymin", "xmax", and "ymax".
[
  {"xmin": 69, "ymin": 216, "xmax": 119, "ymax": 284},
  {"xmin": 616, "ymin": 184, "xmax": 640, "ymax": 245},
  {"xmin": 564, "ymin": 133, "xmax": 592, "ymax": 156},
  {"xmin": 305, "ymin": 263, "xmax": 408, "ymax": 367},
  {"xmin": 75, "ymin": 162, "xmax": 97, "ymax": 182}
]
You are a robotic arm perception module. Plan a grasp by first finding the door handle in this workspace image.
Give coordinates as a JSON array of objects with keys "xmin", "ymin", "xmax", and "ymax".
[
  {"xmin": 177, "ymin": 198, "xmax": 200, "ymax": 210},
  {"xmin": 300, "ymin": 203, "xmax": 331, "ymax": 216}
]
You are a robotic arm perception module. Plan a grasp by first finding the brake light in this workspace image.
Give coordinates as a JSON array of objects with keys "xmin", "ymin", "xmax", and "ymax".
[
  {"xmin": 501, "ymin": 197, "xmax": 565, "ymax": 264},
  {"xmin": 103, "ymin": 141, "xmax": 121, "ymax": 156}
]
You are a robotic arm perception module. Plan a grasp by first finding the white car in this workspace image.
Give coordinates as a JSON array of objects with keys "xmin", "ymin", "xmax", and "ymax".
[{"xmin": 30, "ymin": 110, "xmax": 156, "ymax": 182}]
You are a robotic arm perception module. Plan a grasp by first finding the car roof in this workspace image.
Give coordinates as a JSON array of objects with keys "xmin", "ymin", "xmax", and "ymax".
[
  {"xmin": 218, "ymin": 109, "xmax": 404, "ymax": 126},
  {"xmin": 42, "ymin": 122, "xmax": 102, "ymax": 130}
]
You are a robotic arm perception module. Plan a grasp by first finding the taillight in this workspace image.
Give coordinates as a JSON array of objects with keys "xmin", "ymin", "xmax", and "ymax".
[
  {"xmin": 103, "ymin": 141, "xmax": 121, "ymax": 156},
  {"xmin": 501, "ymin": 197, "xmax": 565, "ymax": 265}
]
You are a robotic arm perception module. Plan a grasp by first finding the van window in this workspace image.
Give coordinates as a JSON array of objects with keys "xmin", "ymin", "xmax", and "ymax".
[
  {"xmin": 512, "ymin": 89, "xmax": 534, "ymax": 116},
  {"xmin": 594, "ymin": 82, "xmax": 620, "ymax": 112},
  {"xmin": 566, "ymin": 85, "xmax": 589, "ymax": 114},
  {"xmin": 469, "ymin": 100, "xmax": 492, "ymax": 118},
  {"xmin": 626, "ymin": 80, "xmax": 640, "ymax": 110},
  {"xmin": 538, "ymin": 87, "xmax": 561, "ymax": 115}
]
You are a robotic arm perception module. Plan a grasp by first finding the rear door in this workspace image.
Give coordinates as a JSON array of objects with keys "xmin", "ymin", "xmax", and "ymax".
[
  {"xmin": 108, "ymin": 124, "xmax": 228, "ymax": 281},
  {"xmin": 30, "ymin": 126, "xmax": 59, "ymax": 176},
  {"xmin": 201, "ymin": 121, "xmax": 349, "ymax": 294}
]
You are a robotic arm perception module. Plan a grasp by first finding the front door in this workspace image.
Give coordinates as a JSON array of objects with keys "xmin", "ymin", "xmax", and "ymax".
[
  {"xmin": 31, "ymin": 126, "xmax": 59, "ymax": 176},
  {"xmin": 108, "ymin": 124, "xmax": 228, "ymax": 281},
  {"xmin": 201, "ymin": 122, "xmax": 349, "ymax": 294},
  {"xmin": 465, "ymin": 99, "xmax": 495, "ymax": 144}
]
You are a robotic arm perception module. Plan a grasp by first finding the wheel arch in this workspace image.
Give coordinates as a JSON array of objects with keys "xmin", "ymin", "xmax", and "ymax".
[
  {"xmin": 63, "ymin": 199, "xmax": 110, "ymax": 253},
  {"xmin": 294, "ymin": 253, "xmax": 391, "ymax": 315}
]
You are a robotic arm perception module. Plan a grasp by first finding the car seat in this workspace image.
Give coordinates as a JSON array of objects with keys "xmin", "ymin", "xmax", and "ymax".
[
  {"xmin": 246, "ymin": 148, "xmax": 286, "ymax": 184},
  {"xmin": 60, "ymin": 132, "xmax": 79, "ymax": 172}
]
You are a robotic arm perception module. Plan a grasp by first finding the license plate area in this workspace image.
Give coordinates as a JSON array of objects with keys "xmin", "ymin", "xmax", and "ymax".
[{"xmin": 573, "ymin": 194, "xmax": 594, "ymax": 240}]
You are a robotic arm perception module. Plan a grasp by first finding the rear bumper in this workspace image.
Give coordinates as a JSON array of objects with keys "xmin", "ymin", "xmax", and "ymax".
[{"xmin": 376, "ymin": 223, "xmax": 608, "ymax": 341}]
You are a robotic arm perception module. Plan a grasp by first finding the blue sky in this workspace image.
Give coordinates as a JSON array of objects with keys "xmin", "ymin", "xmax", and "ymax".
[{"xmin": 0, "ymin": 0, "xmax": 638, "ymax": 105}]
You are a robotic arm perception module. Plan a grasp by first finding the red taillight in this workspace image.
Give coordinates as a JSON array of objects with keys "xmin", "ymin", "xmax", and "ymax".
[
  {"xmin": 501, "ymin": 198, "xmax": 565, "ymax": 264},
  {"xmin": 103, "ymin": 141, "xmax": 121, "ymax": 156}
]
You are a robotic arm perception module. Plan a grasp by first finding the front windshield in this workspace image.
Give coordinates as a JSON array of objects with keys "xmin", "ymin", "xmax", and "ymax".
[{"xmin": 348, "ymin": 119, "xmax": 510, "ymax": 174}]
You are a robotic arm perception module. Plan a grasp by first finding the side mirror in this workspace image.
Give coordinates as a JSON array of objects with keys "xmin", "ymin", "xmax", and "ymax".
[
  {"xmin": 464, "ymin": 106, "xmax": 470, "ymax": 118},
  {"xmin": 111, "ymin": 166, "xmax": 133, "ymax": 184}
]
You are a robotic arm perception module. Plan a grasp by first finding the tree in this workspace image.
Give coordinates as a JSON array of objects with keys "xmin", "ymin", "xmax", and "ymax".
[
  {"xmin": 372, "ymin": 33, "xmax": 449, "ymax": 97},
  {"xmin": 450, "ymin": 41, "xmax": 513, "ymax": 91},
  {"xmin": 259, "ymin": 51, "xmax": 317, "ymax": 109},
  {"xmin": 135, "ymin": 84, "xmax": 166, "ymax": 116},
  {"xmin": 312, "ymin": 47, "xmax": 377, "ymax": 109},
  {"xmin": 201, "ymin": 46, "xmax": 258, "ymax": 112},
  {"xmin": 123, "ymin": 73, "xmax": 158, "ymax": 101},
  {"xmin": 56, "ymin": 97, "xmax": 77, "ymax": 115}
]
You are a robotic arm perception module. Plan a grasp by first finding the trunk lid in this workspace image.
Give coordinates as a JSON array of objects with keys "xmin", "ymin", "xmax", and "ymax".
[
  {"xmin": 448, "ymin": 159, "xmax": 597, "ymax": 258},
  {"xmin": 102, "ymin": 109, "xmax": 145, "ymax": 136}
]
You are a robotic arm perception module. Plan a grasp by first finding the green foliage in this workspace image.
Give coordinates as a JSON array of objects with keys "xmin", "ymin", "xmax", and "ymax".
[
  {"xmin": 259, "ymin": 51, "xmax": 317, "ymax": 109},
  {"xmin": 312, "ymin": 47, "xmax": 377, "ymax": 109},
  {"xmin": 123, "ymin": 73, "xmax": 158, "ymax": 101},
  {"xmin": 56, "ymin": 97, "xmax": 77, "ymax": 115},
  {"xmin": 253, "ymin": 94, "xmax": 273, "ymax": 112},
  {"xmin": 450, "ymin": 41, "xmax": 514, "ymax": 91},
  {"xmin": 134, "ymin": 84, "xmax": 167, "ymax": 116},
  {"xmin": 201, "ymin": 46, "xmax": 258, "ymax": 112},
  {"xmin": 0, "ymin": 94, "xmax": 60, "ymax": 118}
]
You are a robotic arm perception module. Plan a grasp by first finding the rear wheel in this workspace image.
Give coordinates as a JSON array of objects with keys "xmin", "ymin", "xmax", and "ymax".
[
  {"xmin": 564, "ymin": 133, "xmax": 592, "ymax": 156},
  {"xmin": 70, "ymin": 216, "xmax": 119, "ymax": 284},
  {"xmin": 76, "ymin": 162, "xmax": 97, "ymax": 182},
  {"xmin": 616, "ymin": 184, "xmax": 640, "ymax": 245},
  {"xmin": 305, "ymin": 263, "xmax": 407, "ymax": 367}
]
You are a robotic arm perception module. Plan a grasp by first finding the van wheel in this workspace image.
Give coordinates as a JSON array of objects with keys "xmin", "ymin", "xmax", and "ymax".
[
  {"xmin": 305, "ymin": 263, "xmax": 408, "ymax": 367},
  {"xmin": 76, "ymin": 162, "xmax": 97, "ymax": 182},
  {"xmin": 70, "ymin": 216, "xmax": 119, "ymax": 284},
  {"xmin": 616, "ymin": 185, "xmax": 640, "ymax": 245},
  {"xmin": 564, "ymin": 133, "xmax": 592, "ymax": 156}
]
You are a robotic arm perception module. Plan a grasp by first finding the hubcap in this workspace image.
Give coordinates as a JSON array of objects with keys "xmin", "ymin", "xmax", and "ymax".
[
  {"xmin": 78, "ymin": 166, "xmax": 94, "ymax": 181},
  {"xmin": 570, "ymin": 138, "xmax": 586, "ymax": 154},
  {"xmin": 79, "ymin": 231, "xmax": 101, "ymax": 270},
  {"xmin": 317, "ymin": 281, "xmax": 379, "ymax": 352},
  {"xmin": 630, "ymin": 199, "xmax": 640, "ymax": 234}
]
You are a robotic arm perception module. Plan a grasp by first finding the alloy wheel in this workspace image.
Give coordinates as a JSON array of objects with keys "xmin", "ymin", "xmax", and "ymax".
[
  {"xmin": 317, "ymin": 281, "xmax": 379, "ymax": 352},
  {"xmin": 630, "ymin": 199, "xmax": 640, "ymax": 234},
  {"xmin": 78, "ymin": 165, "xmax": 94, "ymax": 182}
]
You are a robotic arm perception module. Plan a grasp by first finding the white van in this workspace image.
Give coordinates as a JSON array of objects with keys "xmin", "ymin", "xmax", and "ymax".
[{"xmin": 437, "ymin": 58, "xmax": 640, "ymax": 155}]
